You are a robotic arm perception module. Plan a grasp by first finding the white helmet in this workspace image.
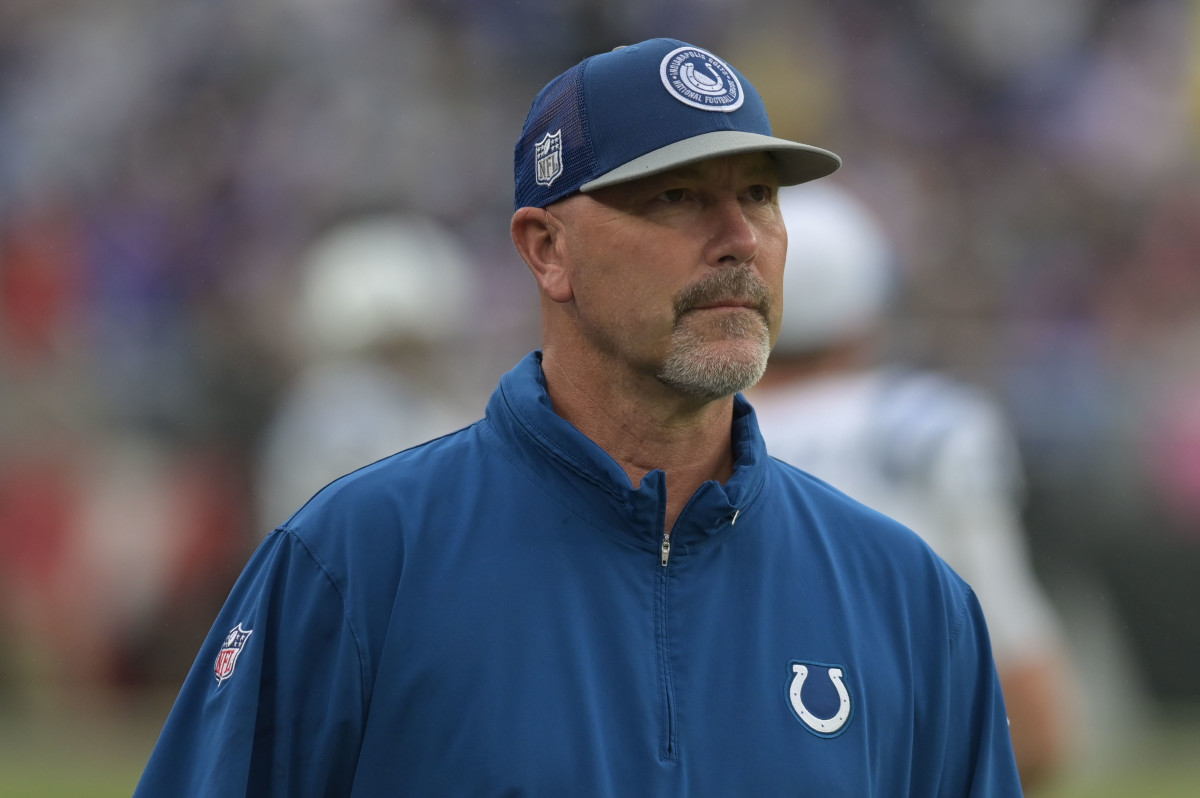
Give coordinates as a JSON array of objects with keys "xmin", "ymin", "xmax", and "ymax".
[
  {"xmin": 775, "ymin": 181, "xmax": 894, "ymax": 354},
  {"xmin": 294, "ymin": 214, "xmax": 475, "ymax": 357}
]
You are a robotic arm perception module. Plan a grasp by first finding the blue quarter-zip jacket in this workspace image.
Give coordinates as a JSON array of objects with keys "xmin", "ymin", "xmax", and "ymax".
[{"xmin": 134, "ymin": 351, "xmax": 1023, "ymax": 796}]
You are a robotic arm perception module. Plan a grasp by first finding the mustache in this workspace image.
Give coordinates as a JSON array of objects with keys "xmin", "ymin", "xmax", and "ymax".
[{"xmin": 673, "ymin": 266, "xmax": 771, "ymax": 323}]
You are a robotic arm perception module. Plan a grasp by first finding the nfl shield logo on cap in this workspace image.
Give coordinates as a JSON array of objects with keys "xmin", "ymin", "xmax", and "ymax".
[
  {"xmin": 535, "ymin": 130, "xmax": 564, "ymax": 187},
  {"xmin": 214, "ymin": 623, "xmax": 253, "ymax": 685}
]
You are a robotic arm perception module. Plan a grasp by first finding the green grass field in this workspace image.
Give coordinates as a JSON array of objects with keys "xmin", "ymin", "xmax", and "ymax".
[
  {"xmin": 0, "ymin": 709, "xmax": 158, "ymax": 798},
  {"xmin": 1034, "ymin": 762, "xmax": 1200, "ymax": 798}
]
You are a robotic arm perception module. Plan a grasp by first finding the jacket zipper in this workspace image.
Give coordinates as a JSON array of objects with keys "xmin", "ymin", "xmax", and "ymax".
[
  {"xmin": 657, "ymin": 511, "xmax": 736, "ymax": 761},
  {"xmin": 656, "ymin": 532, "xmax": 677, "ymax": 762}
]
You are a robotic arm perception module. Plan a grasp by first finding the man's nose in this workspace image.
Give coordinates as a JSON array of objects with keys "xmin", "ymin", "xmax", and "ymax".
[{"xmin": 706, "ymin": 198, "xmax": 761, "ymax": 267}]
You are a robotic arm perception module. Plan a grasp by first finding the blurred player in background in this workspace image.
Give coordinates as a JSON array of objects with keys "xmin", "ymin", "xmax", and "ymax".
[
  {"xmin": 752, "ymin": 181, "xmax": 1076, "ymax": 790},
  {"xmin": 255, "ymin": 213, "xmax": 480, "ymax": 531}
]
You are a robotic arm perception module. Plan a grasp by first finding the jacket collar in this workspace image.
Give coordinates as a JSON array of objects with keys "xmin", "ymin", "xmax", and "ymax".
[{"xmin": 485, "ymin": 351, "xmax": 768, "ymax": 554}]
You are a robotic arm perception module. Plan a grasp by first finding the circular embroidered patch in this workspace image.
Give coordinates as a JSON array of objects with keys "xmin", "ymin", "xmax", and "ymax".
[{"xmin": 659, "ymin": 46, "xmax": 744, "ymax": 113}]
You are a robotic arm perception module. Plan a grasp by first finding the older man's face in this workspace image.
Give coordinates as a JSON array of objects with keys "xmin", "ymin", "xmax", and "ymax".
[{"xmin": 550, "ymin": 152, "xmax": 787, "ymax": 401}]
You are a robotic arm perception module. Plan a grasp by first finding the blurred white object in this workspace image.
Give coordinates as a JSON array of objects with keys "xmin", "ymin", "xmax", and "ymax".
[
  {"xmin": 259, "ymin": 213, "xmax": 479, "ymax": 531},
  {"xmin": 774, "ymin": 182, "xmax": 893, "ymax": 354},
  {"xmin": 295, "ymin": 214, "xmax": 475, "ymax": 357}
]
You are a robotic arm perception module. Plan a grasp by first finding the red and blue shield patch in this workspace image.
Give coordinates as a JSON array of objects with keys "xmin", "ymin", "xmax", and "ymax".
[{"xmin": 214, "ymin": 623, "xmax": 253, "ymax": 685}]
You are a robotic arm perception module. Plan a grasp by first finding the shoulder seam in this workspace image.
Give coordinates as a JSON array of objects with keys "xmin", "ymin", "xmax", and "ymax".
[
  {"xmin": 278, "ymin": 528, "xmax": 371, "ymax": 719},
  {"xmin": 947, "ymin": 584, "xmax": 974, "ymax": 653}
]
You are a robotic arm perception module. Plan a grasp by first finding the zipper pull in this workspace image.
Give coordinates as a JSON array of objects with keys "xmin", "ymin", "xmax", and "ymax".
[{"xmin": 661, "ymin": 533, "xmax": 671, "ymax": 567}]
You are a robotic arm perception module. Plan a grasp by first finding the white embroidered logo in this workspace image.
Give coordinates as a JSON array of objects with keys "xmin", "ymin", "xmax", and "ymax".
[
  {"xmin": 659, "ymin": 46, "xmax": 744, "ymax": 113},
  {"xmin": 787, "ymin": 661, "xmax": 852, "ymax": 736},
  {"xmin": 535, "ymin": 130, "xmax": 564, "ymax": 187}
]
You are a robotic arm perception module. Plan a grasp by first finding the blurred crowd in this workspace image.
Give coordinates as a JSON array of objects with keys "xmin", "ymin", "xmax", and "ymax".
[{"xmin": 1, "ymin": 0, "xmax": 1198, "ymax": 759}]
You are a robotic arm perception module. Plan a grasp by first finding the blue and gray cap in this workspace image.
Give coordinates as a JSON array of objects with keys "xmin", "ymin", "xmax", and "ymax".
[{"xmin": 514, "ymin": 38, "xmax": 841, "ymax": 210}]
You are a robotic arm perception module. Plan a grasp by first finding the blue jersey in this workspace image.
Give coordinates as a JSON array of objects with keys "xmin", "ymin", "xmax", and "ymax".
[{"xmin": 135, "ymin": 351, "xmax": 1022, "ymax": 797}]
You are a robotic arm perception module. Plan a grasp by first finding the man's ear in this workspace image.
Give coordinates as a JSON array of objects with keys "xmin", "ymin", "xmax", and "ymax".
[{"xmin": 511, "ymin": 207, "xmax": 573, "ymax": 303}]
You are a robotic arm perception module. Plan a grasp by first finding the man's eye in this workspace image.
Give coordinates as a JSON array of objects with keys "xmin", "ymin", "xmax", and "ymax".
[
  {"xmin": 746, "ymin": 185, "xmax": 772, "ymax": 202},
  {"xmin": 661, "ymin": 188, "xmax": 686, "ymax": 203}
]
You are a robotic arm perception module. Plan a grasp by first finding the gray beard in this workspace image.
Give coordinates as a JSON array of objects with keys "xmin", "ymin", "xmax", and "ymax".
[
  {"xmin": 656, "ymin": 266, "xmax": 773, "ymax": 401},
  {"xmin": 657, "ymin": 314, "xmax": 771, "ymax": 401}
]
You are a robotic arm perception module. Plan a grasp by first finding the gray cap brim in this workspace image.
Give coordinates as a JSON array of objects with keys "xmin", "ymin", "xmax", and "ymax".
[{"xmin": 579, "ymin": 130, "xmax": 841, "ymax": 192}]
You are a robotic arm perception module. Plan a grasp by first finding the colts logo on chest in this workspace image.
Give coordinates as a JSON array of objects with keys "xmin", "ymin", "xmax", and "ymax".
[{"xmin": 786, "ymin": 660, "xmax": 852, "ymax": 737}]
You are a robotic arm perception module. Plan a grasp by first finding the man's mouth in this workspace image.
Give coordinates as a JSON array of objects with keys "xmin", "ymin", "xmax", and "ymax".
[
  {"xmin": 691, "ymin": 298, "xmax": 758, "ymax": 311},
  {"xmin": 673, "ymin": 265, "xmax": 771, "ymax": 324}
]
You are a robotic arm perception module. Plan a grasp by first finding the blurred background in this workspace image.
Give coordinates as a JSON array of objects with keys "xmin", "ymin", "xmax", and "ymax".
[{"xmin": 1, "ymin": 0, "xmax": 1198, "ymax": 795}]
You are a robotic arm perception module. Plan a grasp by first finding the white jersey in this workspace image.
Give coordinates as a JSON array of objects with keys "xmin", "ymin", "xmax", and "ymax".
[
  {"xmin": 256, "ymin": 360, "xmax": 471, "ymax": 533},
  {"xmin": 751, "ymin": 367, "xmax": 1059, "ymax": 665}
]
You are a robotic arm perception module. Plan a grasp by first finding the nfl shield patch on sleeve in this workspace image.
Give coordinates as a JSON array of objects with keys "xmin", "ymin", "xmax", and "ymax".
[{"xmin": 214, "ymin": 623, "xmax": 253, "ymax": 685}]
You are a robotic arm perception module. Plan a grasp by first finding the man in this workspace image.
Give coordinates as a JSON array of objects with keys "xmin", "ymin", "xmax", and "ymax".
[
  {"xmin": 135, "ymin": 39, "xmax": 1022, "ymax": 796},
  {"xmin": 752, "ymin": 180, "xmax": 1073, "ymax": 789}
]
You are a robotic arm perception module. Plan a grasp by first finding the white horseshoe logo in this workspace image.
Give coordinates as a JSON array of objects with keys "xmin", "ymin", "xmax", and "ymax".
[
  {"xmin": 788, "ymin": 662, "xmax": 852, "ymax": 736},
  {"xmin": 678, "ymin": 62, "xmax": 726, "ymax": 96}
]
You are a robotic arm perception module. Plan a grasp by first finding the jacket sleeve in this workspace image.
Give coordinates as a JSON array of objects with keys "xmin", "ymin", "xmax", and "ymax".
[
  {"xmin": 937, "ymin": 588, "xmax": 1025, "ymax": 797},
  {"xmin": 133, "ymin": 528, "xmax": 367, "ymax": 797}
]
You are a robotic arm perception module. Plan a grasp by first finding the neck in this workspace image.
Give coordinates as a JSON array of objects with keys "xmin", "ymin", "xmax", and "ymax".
[{"xmin": 540, "ymin": 347, "xmax": 736, "ymax": 534}]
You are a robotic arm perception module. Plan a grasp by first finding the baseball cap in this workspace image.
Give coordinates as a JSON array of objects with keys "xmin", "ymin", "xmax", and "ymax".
[{"xmin": 514, "ymin": 38, "xmax": 841, "ymax": 209}]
